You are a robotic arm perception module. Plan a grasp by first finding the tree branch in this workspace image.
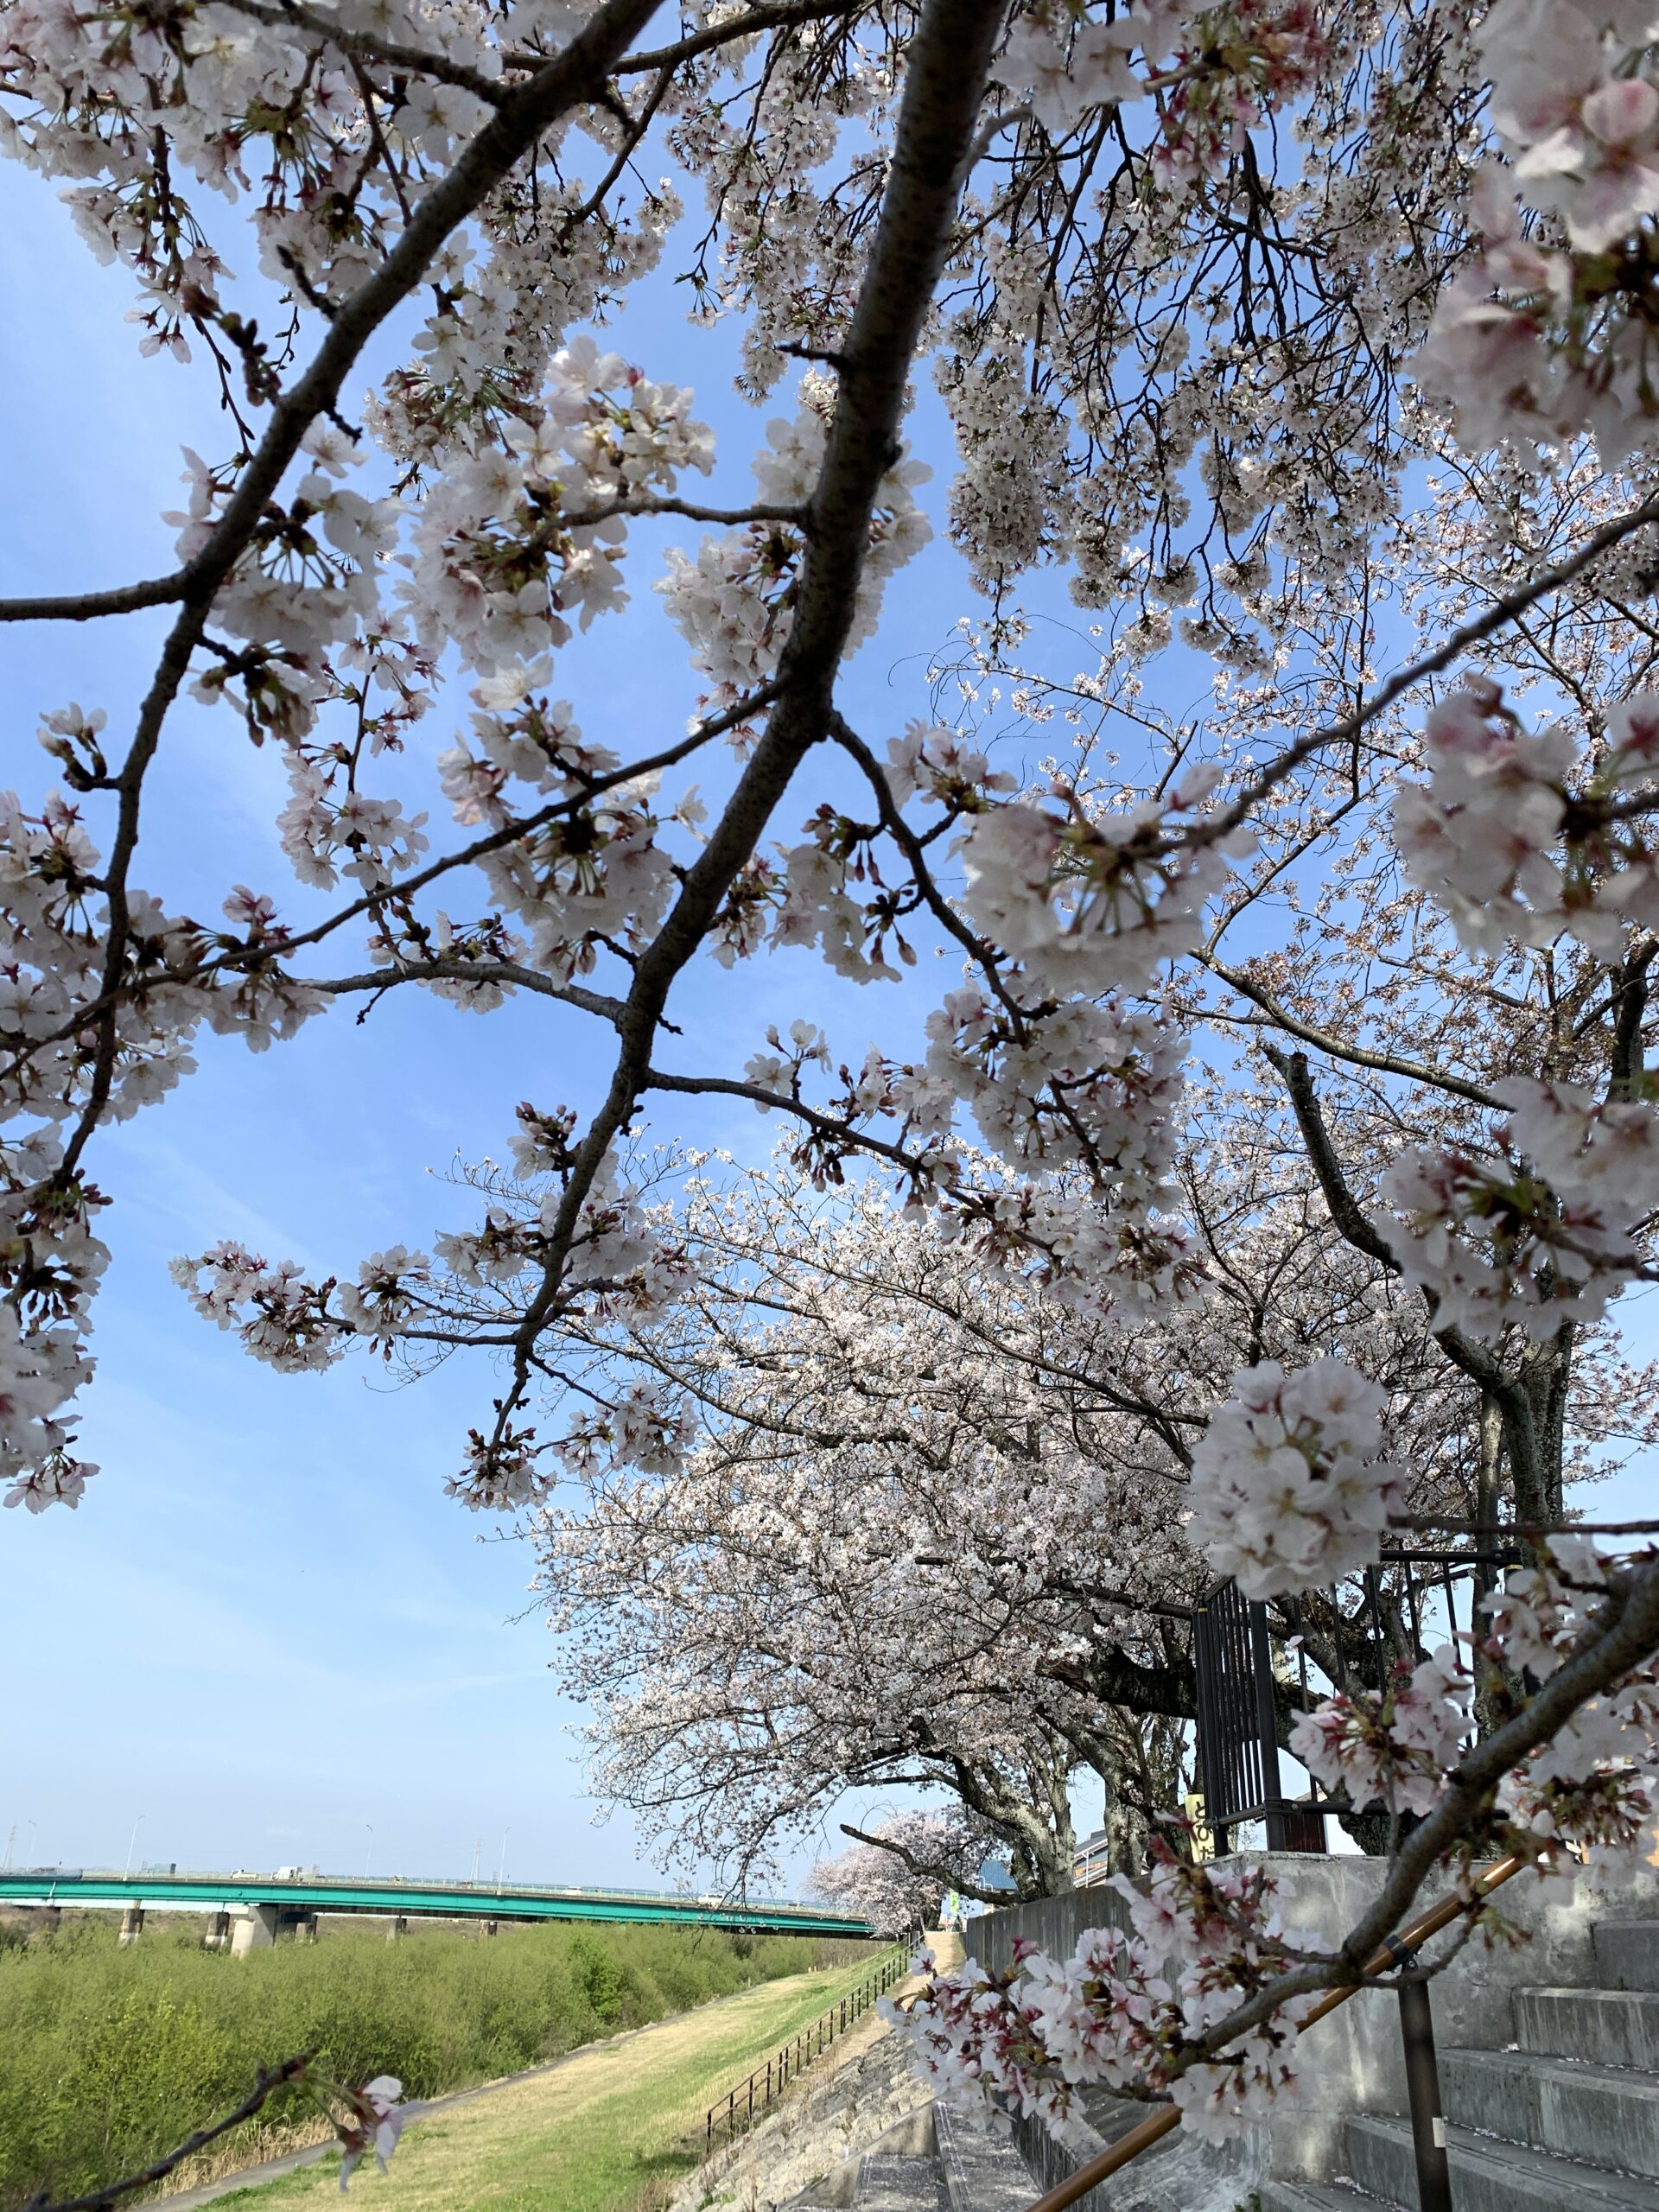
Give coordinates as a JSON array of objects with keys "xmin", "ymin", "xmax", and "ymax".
[
  {"xmin": 1207, "ymin": 957, "xmax": 1503, "ymax": 1109},
  {"xmin": 490, "ymin": 0, "xmax": 1013, "ymax": 1445},
  {"xmin": 0, "ymin": 575, "xmax": 191, "ymax": 625},
  {"xmin": 215, "ymin": 0, "xmax": 509, "ymax": 101},
  {"xmin": 615, "ymin": 0, "xmax": 864, "ymax": 73},
  {"xmin": 24, "ymin": 2056, "xmax": 315, "ymax": 2212},
  {"xmin": 1170, "ymin": 489, "xmax": 1659, "ymax": 860}
]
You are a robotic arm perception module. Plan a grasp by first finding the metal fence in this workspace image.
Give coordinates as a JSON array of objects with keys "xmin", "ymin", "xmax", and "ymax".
[
  {"xmin": 1194, "ymin": 1548, "xmax": 1514, "ymax": 1855},
  {"xmin": 703, "ymin": 1947, "xmax": 909, "ymax": 2146}
]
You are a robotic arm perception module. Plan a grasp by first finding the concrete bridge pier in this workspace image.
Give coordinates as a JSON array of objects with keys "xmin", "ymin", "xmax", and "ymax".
[
  {"xmin": 386, "ymin": 1914, "xmax": 408, "ymax": 1942},
  {"xmin": 230, "ymin": 1904, "xmax": 278, "ymax": 1956},
  {"xmin": 118, "ymin": 1904, "xmax": 144, "ymax": 1945},
  {"xmin": 204, "ymin": 1910, "xmax": 232, "ymax": 1950}
]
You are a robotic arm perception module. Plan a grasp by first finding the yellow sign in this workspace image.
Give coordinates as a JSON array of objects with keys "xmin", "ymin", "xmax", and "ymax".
[{"xmin": 1185, "ymin": 1793, "xmax": 1216, "ymax": 1863}]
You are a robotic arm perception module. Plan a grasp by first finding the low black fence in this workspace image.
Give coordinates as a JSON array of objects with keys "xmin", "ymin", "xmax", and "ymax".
[{"xmin": 703, "ymin": 1947, "xmax": 909, "ymax": 2146}]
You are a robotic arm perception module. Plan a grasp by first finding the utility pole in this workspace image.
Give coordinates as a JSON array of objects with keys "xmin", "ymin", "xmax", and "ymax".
[
  {"xmin": 3, "ymin": 1824, "xmax": 14, "ymax": 1871},
  {"xmin": 124, "ymin": 1815, "xmax": 144, "ymax": 1878},
  {"xmin": 471, "ymin": 1838, "xmax": 481, "ymax": 1884},
  {"xmin": 498, "ymin": 1827, "xmax": 510, "ymax": 1895},
  {"xmin": 364, "ymin": 1825, "xmax": 373, "ymax": 1878}
]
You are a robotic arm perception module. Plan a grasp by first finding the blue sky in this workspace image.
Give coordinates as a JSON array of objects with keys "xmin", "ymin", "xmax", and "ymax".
[
  {"xmin": 3, "ymin": 114, "xmax": 1656, "ymax": 1895},
  {"xmin": 0, "ymin": 133, "xmax": 1000, "ymax": 1891}
]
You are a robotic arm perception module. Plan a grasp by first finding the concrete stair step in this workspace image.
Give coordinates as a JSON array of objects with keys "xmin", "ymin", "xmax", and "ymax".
[
  {"xmin": 933, "ymin": 2106, "xmax": 1037, "ymax": 2212},
  {"xmin": 1596, "ymin": 1928, "xmax": 1659, "ymax": 1994},
  {"xmin": 1259, "ymin": 2185, "xmax": 1395, "ymax": 2212},
  {"xmin": 1071, "ymin": 2088, "xmax": 1155, "ymax": 2150},
  {"xmin": 854, "ymin": 2153, "xmax": 945, "ymax": 2212},
  {"xmin": 1519, "ymin": 1989, "xmax": 1659, "ymax": 2070},
  {"xmin": 1347, "ymin": 2112, "xmax": 1659, "ymax": 2211},
  {"xmin": 1441, "ymin": 2047, "xmax": 1659, "ymax": 2178}
]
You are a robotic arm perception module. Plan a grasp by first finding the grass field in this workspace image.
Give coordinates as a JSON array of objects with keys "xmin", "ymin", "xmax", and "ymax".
[
  {"xmin": 209, "ymin": 1955, "xmax": 890, "ymax": 2212},
  {"xmin": 0, "ymin": 1915, "xmax": 877, "ymax": 2212}
]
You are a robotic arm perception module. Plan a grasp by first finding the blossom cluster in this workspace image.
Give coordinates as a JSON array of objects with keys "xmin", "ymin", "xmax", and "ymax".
[
  {"xmin": 900, "ymin": 1851, "xmax": 1315, "ymax": 2147},
  {"xmin": 1413, "ymin": 0, "xmax": 1659, "ymax": 467},
  {"xmin": 1291, "ymin": 1647, "xmax": 1471, "ymax": 1821},
  {"xmin": 1183, "ymin": 1358, "xmax": 1403, "ymax": 1598},
  {"xmin": 1374, "ymin": 1071, "xmax": 1659, "ymax": 1346},
  {"xmin": 657, "ymin": 410, "xmax": 932, "ymax": 709},
  {"xmin": 1392, "ymin": 675, "xmax": 1659, "ymax": 961},
  {"xmin": 958, "ymin": 774, "xmax": 1252, "ymax": 1001},
  {"xmin": 404, "ymin": 338, "xmax": 715, "ymax": 679}
]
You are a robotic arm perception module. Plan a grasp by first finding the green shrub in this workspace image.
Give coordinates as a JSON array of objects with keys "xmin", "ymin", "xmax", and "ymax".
[{"xmin": 0, "ymin": 1916, "xmax": 823, "ymax": 2211}]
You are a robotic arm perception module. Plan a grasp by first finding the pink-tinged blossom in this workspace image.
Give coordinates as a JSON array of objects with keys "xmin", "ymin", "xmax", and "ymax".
[
  {"xmin": 959, "ymin": 792, "xmax": 1251, "ymax": 999},
  {"xmin": 900, "ymin": 1850, "xmax": 1319, "ymax": 2145},
  {"xmin": 1291, "ymin": 1649, "xmax": 1471, "ymax": 1821},
  {"xmin": 1000, "ymin": 12, "xmax": 1142, "ymax": 137},
  {"xmin": 1416, "ymin": 0, "xmax": 1659, "ymax": 462}
]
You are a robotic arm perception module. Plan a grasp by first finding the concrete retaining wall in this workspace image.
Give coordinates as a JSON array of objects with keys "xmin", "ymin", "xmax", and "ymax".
[
  {"xmin": 968, "ymin": 1850, "xmax": 1659, "ymax": 2190},
  {"xmin": 967, "ymin": 1887, "xmax": 1131, "ymax": 1978}
]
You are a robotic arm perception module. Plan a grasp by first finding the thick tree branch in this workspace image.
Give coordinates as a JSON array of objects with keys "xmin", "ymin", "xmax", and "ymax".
[
  {"xmin": 493, "ymin": 0, "xmax": 1013, "ymax": 1440},
  {"xmin": 0, "ymin": 575, "xmax": 191, "ymax": 625}
]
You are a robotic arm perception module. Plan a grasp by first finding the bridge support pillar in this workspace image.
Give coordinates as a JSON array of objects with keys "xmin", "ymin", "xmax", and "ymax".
[
  {"xmin": 386, "ymin": 1915, "xmax": 407, "ymax": 1942},
  {"xmin": 296, "ymin": 1914, "xmax": 319, "ymax": 1944},
  {"xmin": 118, "ymin": 1905, "xmax": 144, "ymax": 1946},
  {"xmin": 204, "ymin": 1911, "xmax": 231, "ymax": 1950},
  {"xmin": 229, "ymin": 1904, "xmax": 279, "ymax": 1956},
  {"xmin": 484, "ymin": 1918, "xmax": 498, "ymax": 1938}
]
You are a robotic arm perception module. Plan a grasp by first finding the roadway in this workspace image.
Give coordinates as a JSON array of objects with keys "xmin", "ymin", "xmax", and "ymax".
[{"xmin": 0, "ymin": 1868, "xmax": 874, "ymax": 1937}]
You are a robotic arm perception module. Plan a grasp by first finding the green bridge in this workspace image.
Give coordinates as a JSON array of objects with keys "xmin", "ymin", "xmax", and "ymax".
[{"xmin": 0, "ymin": 1869, "xmax": 874, "ymax": 1942}]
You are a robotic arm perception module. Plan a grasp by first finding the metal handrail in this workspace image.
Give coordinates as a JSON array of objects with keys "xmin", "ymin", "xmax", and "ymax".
[
  {"xmin": 704, "ymin": 1947, "xmax": 909, "ymax": 2146},
  {"xmin": 1016, "ymin": 1854, "xmax": 1524, "ymax": 2212}
]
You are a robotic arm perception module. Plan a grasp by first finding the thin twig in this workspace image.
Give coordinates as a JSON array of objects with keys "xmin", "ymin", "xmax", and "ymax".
[
  {"xmin": 1389, "ymin": 1514, "xmax": 1659, "ymax": 1539},
  {"xmin": 1167, "ymin": 489, "xmax": 1659, "ymax": 858}
]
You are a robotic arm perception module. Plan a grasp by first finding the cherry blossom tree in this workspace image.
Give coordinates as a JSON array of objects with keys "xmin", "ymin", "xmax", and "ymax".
[
  {"xmin": 13, "ymin": 0, "xmax": 1659, "ymax": 2164},
  {"xmin": 400, "ymin": 1133, "xmax": 1643, "ymax": 1882},
  {"xmin": 0, "ymin": 0, "xmax": 1527, "ymax": 1519},
  {"xmin": 806, "ymin": 1808, "xmax": 998, "ymax": 1932}
]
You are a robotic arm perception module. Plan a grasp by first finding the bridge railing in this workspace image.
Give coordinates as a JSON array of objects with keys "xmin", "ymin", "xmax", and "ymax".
[{"xmin": 704, "ymin": 1946, "xmax": 910, "ymax": 2149}]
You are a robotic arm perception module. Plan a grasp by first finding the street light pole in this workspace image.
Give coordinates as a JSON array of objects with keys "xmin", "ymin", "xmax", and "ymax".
[
  {"xmin": 498, "ymin": 1827, "xmax": 510, "ymax": 1896},
  {"xmin": 124, "ymin": 1815, "xmax": 144, "ymax": 1878}
]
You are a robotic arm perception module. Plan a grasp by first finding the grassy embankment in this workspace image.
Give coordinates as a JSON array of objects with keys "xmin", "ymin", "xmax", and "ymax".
[
  {"xmin": 210, "ymin": 1952, "xmax": 891, "ymax": 2212},
  {"xmin": 0, "ymin": 1914, "xmax": 879, "ymax": 2212}
]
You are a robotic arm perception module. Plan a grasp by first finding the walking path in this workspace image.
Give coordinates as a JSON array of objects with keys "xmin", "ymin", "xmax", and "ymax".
[{"xmin": 167, "ymin": 1956, "xmax": 890, "ymax": 2212}]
